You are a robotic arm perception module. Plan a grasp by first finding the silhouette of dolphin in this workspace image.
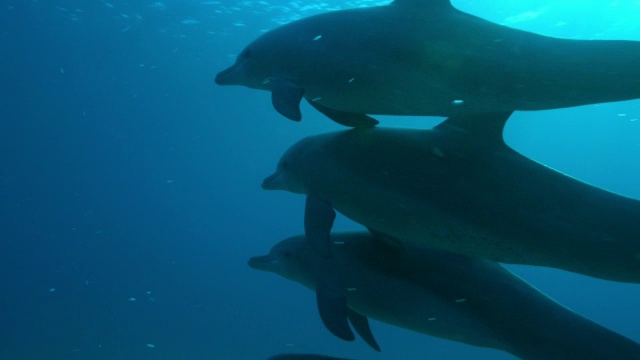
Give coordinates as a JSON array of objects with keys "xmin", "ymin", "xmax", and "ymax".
[
  {"xmin": 251, "ymin": 232, "xmax": 640, "ymax": 359},
  {"xmin": 262, "ymin": 112, "xmax": 640, "ymax": 282},
  {"xmin": 267, "ymin": 354, "xmax": 353, "ymax": 360},
  {"xmin": 216, "ymin": 0, "xmax": 640, "ymax": 126}
]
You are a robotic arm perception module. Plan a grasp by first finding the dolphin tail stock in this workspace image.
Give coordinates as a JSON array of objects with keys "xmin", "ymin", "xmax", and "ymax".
[{"xmin": 513, "ymin": 314, "xmax": 640, "ymax": 360}]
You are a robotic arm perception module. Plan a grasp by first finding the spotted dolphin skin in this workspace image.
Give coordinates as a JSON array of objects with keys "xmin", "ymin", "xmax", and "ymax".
[
  {"xmin": 215, "ymin": 0, "xmax": 640, "ymax": 126},
  {"xmin": 262, "ymin": 112, "xmax": 640, "ymax": 283},
  {"xmin": 250, "ymin": 233, "xmax": 640, "ymax": 359}
]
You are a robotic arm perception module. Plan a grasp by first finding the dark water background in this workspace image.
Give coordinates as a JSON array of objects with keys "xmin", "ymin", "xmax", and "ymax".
[{"xmin": 1, "ymin": 0, "xmax": 640, "ymax": 358}]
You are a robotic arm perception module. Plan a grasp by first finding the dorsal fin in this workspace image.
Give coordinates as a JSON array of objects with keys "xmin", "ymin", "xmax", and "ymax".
[
  {"xmin": 391, "ymin": 0, "xmax": 454, "ymax": 11},
  {"xmin": 433, "ymin": 111, "xmax": 513, "ymax": 148}
]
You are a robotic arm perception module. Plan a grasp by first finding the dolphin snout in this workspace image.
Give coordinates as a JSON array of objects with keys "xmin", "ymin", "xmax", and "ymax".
[
  {"xmin": 262, "ymin": 172, "xmax": 284, "ymax": 190},
  {"xmin": 248, "ymin": 254, "xmax": 278, "ymax": 271},
  {"xmin": 215, "ymin": 63, "xmax": 242, "ymax": 86}
]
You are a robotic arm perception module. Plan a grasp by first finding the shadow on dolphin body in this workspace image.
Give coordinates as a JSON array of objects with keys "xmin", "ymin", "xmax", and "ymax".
[
  {"xmin": 216, "ymin": 0, "xmax": 640, "ymax": 125},
  {"xmin": 262, "ymin": 112, "xmax": 640, "ymax": 283},
  {"xmin": 251, "ymin": 232, "xmax": 640, "ymax": 359}
]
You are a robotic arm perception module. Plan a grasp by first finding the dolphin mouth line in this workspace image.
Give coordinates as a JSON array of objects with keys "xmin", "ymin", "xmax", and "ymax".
[
  {"xmin": 261, "ymin": 172, "xmax": 280, "ymax": 190},
  {"xmin": 248, "ymin": 255, "xmax": 276, "ymax": 270},
  {"xmin": 247, "ymin": 256, "xmax": 261, "ymax": 269},
  {"xmin": 215, "ymin": 64, "xmax": 239, "ymax": 85}
]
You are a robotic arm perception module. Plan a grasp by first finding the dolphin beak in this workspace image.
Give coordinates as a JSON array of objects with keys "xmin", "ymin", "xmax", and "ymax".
[
  {"xmin": 248, "ymin": 254, "xmax": 279, "ymax": 271},
  {"xmin": 262, "ymin": 171, "xmax": 284, "ymax": 190},
  {"xmin": 215, "ymin": 63, "xmax": 243, "ymax": 86}
]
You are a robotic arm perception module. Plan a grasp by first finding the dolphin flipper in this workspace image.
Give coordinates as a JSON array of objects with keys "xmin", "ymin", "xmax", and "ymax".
[
  {"xmin": 307, "ymin": 100, "xmax": 379, "ymax": 128},
  {"xmin": 305, "ymin": 193, "xmax": 336, "ymax": 258},
  {"xmin": 347, "ymin": 308, "xmax": 381, "ymax": 352},
  {"xmin": 316, "ymin": 286, "xmax": 355, "ymax": 342},
  {"xmin": 271, "ymin": 78, "xmax": 305, "ymax": 121}
]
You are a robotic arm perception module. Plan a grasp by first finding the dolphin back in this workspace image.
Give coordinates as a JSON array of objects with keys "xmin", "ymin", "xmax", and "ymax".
[{"xmin": 268, "ymin": 354, "xmax": 354, "ymax": 360}]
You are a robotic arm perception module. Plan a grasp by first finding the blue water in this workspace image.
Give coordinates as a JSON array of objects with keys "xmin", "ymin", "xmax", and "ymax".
[{"xmin": 1, "ymin": 0, "xmax": 640, "ymax": 359}]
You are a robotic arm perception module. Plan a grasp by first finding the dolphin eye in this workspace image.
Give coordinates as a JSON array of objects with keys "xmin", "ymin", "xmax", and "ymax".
[
  {"xmin": 280, "ymin": 160, "xmax": 289, "ymax": 170},
  {"xmin": 242, "ymin": 50, "xmax": 251, "ymax": 59},
  {"xmin": 282, "ymin": 250, "xmax": 292, "ymax": 258}
]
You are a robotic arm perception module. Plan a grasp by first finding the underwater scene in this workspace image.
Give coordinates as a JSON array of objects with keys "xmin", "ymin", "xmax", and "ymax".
[{"xmin": 2, "ymin": 0, "xmax": 640, "ymax": 359}]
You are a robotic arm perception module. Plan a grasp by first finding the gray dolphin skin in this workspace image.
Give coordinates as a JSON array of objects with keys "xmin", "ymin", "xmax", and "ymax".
[
  {"xmin": 262, "ymin": 112, "xmax": 640, "ymax": 282},
  {"xmin": 215, "ymin": 0, "xmax": 640, "ymax": 125},
  {"xmin": 250, "ymin": 233, "xmax": 640, "ymax": 359}
]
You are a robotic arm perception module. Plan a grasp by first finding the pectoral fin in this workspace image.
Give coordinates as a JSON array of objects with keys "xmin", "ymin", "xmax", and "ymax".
[
  {"xmin": 307, "ymin": 100, "xmax": 379, "ymax": 128},
  {"xmin": 347, "ymin": 308, "xmax": 381, "ymax": 352},
  {"xmin": 305, "ymin": 193, "xmax": 336, "ymax": 258},
  {"xmin": 316, "ymin": 286, "xmax": 354, "ymax": 342},
  {"xmin": 271, "ymin": 78, "xmax": 305, "ymax": 121}
]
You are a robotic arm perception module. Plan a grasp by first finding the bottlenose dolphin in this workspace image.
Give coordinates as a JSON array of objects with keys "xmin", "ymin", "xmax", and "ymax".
[
  {"xmin": 215, "ymin": 0, "xmax": 640, "ymax": 125},
  {"xmin": 268, "ymin": 354, "xmax": 353, "ymax": 360},
  {"xmin": 250, "ymin": 233, "xmax": 640, "ymax": 359},
  {"xmin": 262, "ymin": 112, "xmax": 640, "ymax": 282}
]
